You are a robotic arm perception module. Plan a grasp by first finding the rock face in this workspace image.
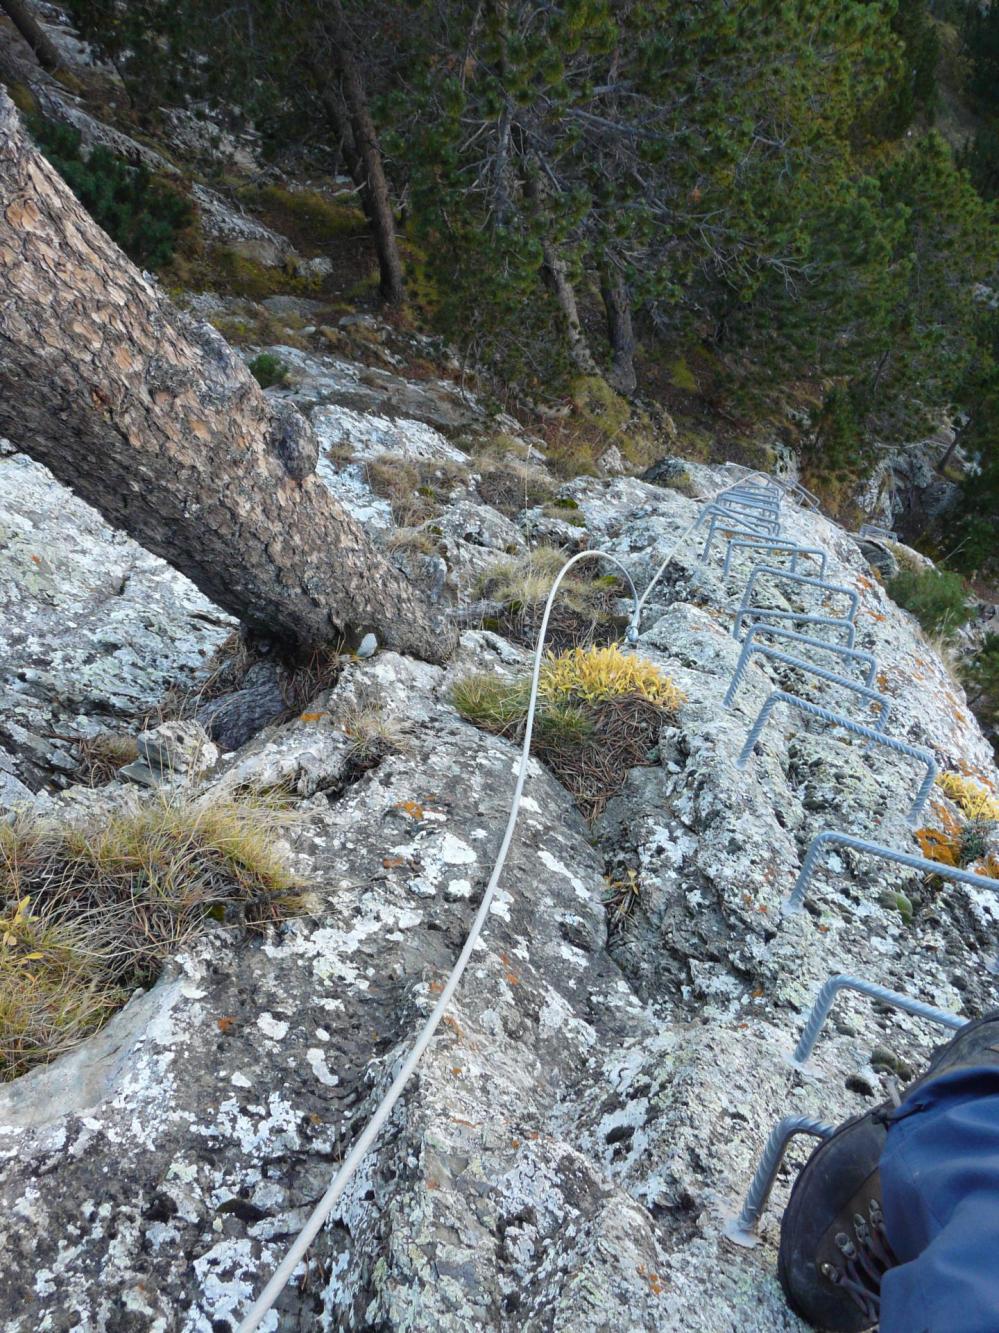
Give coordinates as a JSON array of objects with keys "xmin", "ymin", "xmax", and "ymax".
[
  {"xmin": 1, "ymin": 425, "xmax": 997, "ymax": 1333},
  {"xmin": 0, "ymin": 448, "xmax": 232, "ymax": 797}
]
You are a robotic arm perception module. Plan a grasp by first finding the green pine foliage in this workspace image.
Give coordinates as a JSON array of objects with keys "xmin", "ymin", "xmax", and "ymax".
[{"xmin": 28, "ymin": 117, "xmax": 192, "ymax": 270}]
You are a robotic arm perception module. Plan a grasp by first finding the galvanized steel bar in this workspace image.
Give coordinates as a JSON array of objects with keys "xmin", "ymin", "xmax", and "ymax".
[
  {"xmin": 786, "ymin": 830, "xmax": 999, "ymax": 914},
  {"xmin": 858, "ymin": 523, "xmax": 895, "ymax": 541},
  {"xmin": 723, "ymin": 1116, "xmax": 836, "ymax": 1247},
  {"xmin": 701, "ymin": 514, "xmax": 784, "ymax": 562},
  {"xmin": 792, "ymin": 973, "xmax": 965, "ymax": 1068},
  {"xmin": 740, "ymin": 622, "xmax": 877, "ymax": 687},
  {"xmin": 722, "ymin": 538, "xmax": 828, "ymax": 578},
  {"xmin": 734, "ymin": 566, "xmax": 860, "ymax": 640},
  {"xmin": 735, "ymin": 609, "xmax": 858, "ymax": 648},
  {"xmin": 724, "ymin": 647, "xmax": 891, "ymax": 731},
  {"xmin": 736, "ymin": 692, "xmax": 937, "ymax": 821},
  {"xmin": 695, "ymin": 503, "xmax": 779, "ymax": 538}
]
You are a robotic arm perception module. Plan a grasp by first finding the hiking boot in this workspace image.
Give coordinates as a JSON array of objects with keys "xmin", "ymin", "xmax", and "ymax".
[{"xmin": 778, "ymin": 1009, "xmax": 999, "ymax": 1330}]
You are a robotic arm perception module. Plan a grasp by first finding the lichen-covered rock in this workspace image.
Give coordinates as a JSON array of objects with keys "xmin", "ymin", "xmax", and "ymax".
[
  {"xmin": 0, "ymin": 452, "xmax": 232, "ymax": 791},
  {"xmin": 1, "ymin": 425, "xmax": 997, "ymax": 1333}
]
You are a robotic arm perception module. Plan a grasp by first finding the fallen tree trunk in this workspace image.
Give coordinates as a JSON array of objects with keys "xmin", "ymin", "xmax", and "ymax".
[{"xmin": 0, "ymin": 91, "xmax": 453, "ymax": 663}]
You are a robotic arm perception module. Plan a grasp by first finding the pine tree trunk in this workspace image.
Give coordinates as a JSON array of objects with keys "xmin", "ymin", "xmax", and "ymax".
[
  {"xmin": 541, "ymin": 239, "xmax": 598, "ymax": 376},
  {"xmin": 0, "ymin": 0, "xmax": 62, "ymax": 72},
  {"xmin": 0, "ymin": 91, "xmax": 452, "ymax": 663},
  {"xmin": 328, "ymin": 3, "xmax": 405, "ymax": 306},
  {"xmin": 599, "ymin": 262, "xmax": 636, "ymax": 395}
]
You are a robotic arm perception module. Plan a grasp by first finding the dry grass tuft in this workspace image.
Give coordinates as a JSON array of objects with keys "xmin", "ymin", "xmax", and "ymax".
[
  {"xmin": 937, "ymin": 772, "xmax": 999, "ymax": 823},
  {"xmin": 476, "ymin": 548, "xmax": 622, "ymax": 652},
  {"xmin": 340, "ymin": 704, "xmax": 414, "ymax": 773},
  {"xmin": 475, "ymin": 457, "xmax": 556, "ymax": 516},
  {"xmin": 0, "ymin": 797, "xmax": 301, "ymax": 1081},
  {"xmin": 75, "ymin": 733, "xmax": 139, "ymax": 786},
  {"xmin": 451, "ymin": 645, "xmax": 684, "ymax": 818}
]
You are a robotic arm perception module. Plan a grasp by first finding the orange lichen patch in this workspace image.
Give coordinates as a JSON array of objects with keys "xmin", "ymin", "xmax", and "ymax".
[
  {"xmin": 976, "ymin": 856, "xmax": 999, "ymax": 881},
  {"xmin": 865, "ymin": 610, "xmax": 887, "ymax": 623},
  {"xmin": 299, "ymin": 712, "xmax": 325, "ymax": 723},
  {"xmin": 915, "ymin": 828, "xmax": 960, "ymax": 867},
  {"xmin": 877, "ymin": 672, "xmax": 890, "ymax": 692},
  {"xmin": 855, "ymin": 576, "xmax": 876, "ymax": 592},
  {"xmin": 395, "ymin": 800, "xmax": 425, "ymax": 820},
  {"xmin": 637, "ymin": 1265, "xmax": 667, "ymax": 1296},
  {"xmin": 217, "ymin": 1015, "xmax": 237, "ymax": 1034},
  {"xmin": 382, "ymin": 856, "xmax": 406, "ymax": 868}
]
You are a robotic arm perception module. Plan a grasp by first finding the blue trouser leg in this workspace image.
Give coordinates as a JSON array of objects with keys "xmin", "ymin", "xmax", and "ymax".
[{"xmin": 880, "ymin": 1066, "xmax": 999, "ymax": 1333}]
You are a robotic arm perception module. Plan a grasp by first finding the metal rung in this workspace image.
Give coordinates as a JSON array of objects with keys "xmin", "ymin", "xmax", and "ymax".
[
  {"xmin": 785, "ymin": 830, "xmax": 999, "ymax": 915},
  {"xmin": 738, "ymin": 622, "xmax": 877, "ymax": 687},
  {"xmin": 736, "ymin": 691, "xmax": 937, "ymax": 822},
  {"xmin": 702, "ymin": 517, "xmax": 786, "ymax": 562},
  {"xmin": 723, "ymin": 1116, "xmax": 835, "ymax": 1247},
  {"xmin": 734, "ymin": 566, "xmax": 860, "ymax": 640},
  {"xmin": 858, "ymin": 523, "xmax": 896, "ymax": 541},
  {"xmin": 696, "ymin": 504, "xmax": 780, "ymax": 537},
  {"xmin": 724, "ymin": 647, "xmax": 891, "ymax": 731},
  {"xmin": 735, "ymin": 610, "xmax": 857, "ymax": 648},
  {"xmin": 722, "ymin": 539, "xmax": 828, "ymax": 579},
  {"xmin": 791, "ymin": 973, "xmax": 965, "ymax": 1068}
]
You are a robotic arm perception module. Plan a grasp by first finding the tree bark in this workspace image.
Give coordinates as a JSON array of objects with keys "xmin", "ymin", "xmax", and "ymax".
[
  {"xmin": 0, "ymin": 91, "xmax": 452, "ymax": 663},
  {"xmin": 541, "ymin": 239, "xmax": 598, "ymax": 376},
  {"xmin": 327, "ymin": 3, "xmax": 405, "ymax": 306},
  {"xmin": 0, "ymin": 0, "xmax": 62, "ymax": 72},
  {"xmin": 599, "ymin": 261, "xmax": 636, "ymax": 395}
]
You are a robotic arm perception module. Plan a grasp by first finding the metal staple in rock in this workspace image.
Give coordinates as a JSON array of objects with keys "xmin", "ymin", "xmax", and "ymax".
[
  {"xmin": 734, "ymin": 608, "xmax": 858, "ymax": 647},
  {"xmin": 733, "ymin": 566, "xmax": 860, "ymax": 640},
  {"xmin": 723, "ymin": 647, "xmax": 891, "ymax": 731},
  {"xmin": 721, "ymin": 538, "xmax": 828, "ymax": 578},
  {"xmin": 736, "ymin": 692, "xmax": 937, "ymax": 821},
  {"xmin": 735, "ymin": 622, "xmax": 878, "ymax": 687},
  {"xmin": 785, "ymin": 830, "xmax": 999, "ymax": 916},
  {"xmin": 791, "ymin": 973, "xmax": 965, "ymax": 1068},
  {"xmin": 723, "ymin": 1116, "xmax": 836, "ymax": 1247}
]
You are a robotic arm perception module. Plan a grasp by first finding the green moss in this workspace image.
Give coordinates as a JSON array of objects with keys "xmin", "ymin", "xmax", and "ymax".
[
  {"xmin": 239, "ymin": 183, "xmax": 366, "ymax": 253},
  {"xmin": 667, "ymin": 356, "xmax": 699, "ymax": 393}
]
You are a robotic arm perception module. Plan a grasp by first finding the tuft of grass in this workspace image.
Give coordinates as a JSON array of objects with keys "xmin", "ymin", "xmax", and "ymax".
[
  {"xmin": 339, "ymin": 704, "xmax": 413, "ymax": 772},
  {"xmin": 0, "ymin": 798, "xmax": 301, "ymax": 1081},
  {"xmin": 476, "ymin": 457, "xmax": 556, "ymax": 516},
  {"xmin": 363, "ymin": 453, "xmax": 469, "ymax": 527},
  {"xmin": 75, "ymin": 733, "xmax": 139, "ymax": 786},
  {"xmin": 475, "ymin": 548, "xmax": 622, "ymax": 652},
  {"xmin": 248, "ymin": 352, "xmax": 289, "ymax": 389},
  {"xmin": 937, "ymin": 772, "xmax": 999, "ymax": 823},
  {"xmin": 539, "ymin": 644, "xmax": 686, "ymax": 712},
  {"xmin": 451, "ymin": 645, "xmax": 683, "ymax": 818}
]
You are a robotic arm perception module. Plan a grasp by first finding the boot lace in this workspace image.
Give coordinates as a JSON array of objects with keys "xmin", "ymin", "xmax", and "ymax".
[{"xmin": 821, "ymin": 1198, "xmax": 898, "ymax": 1320}]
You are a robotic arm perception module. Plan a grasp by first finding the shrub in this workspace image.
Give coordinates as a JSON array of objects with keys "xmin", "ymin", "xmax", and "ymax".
[
  {"xmin": 28, "ymin": 116, "xmax": 192, "ymax": 271},
  {"xmin": 248, "ymin": 352, "xmax": 289, "ymax": 390},
  {"xmin": 451, "ymin": 645, "xmax": 684, "ymax": 818},
  {"xmin": 963, "ymin": 633, "xmax": 999, "ymax": 740},
  {"xmin": 0, "ymin": 797, "xmax": 301, "ymax": 1081},
  {"xmin": 886, "ymin": 567, "xmax": 971, "ymax": 637}
]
